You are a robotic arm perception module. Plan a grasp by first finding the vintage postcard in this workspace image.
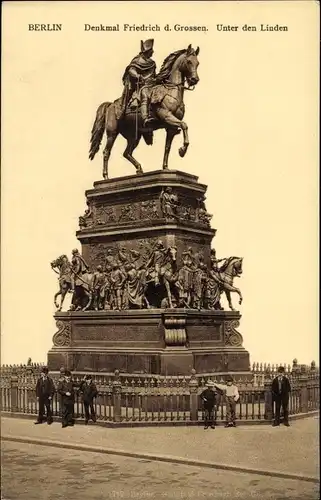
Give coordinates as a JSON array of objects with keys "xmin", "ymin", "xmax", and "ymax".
[{"xmin": 1, "ymin": 1, "xmax": 319, "ymax": 499}]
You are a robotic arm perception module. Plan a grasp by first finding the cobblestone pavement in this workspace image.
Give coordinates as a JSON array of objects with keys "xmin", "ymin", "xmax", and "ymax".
[
  {"xmin": 1, "ymin": 416, "xmax": 319, "ymax": 478},
  {"xmin": 1, "ymin": 441, "xmax": 319, "ymax": 500}
]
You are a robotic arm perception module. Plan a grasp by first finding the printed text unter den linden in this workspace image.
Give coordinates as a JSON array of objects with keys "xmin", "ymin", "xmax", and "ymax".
[{"xmin": 27, "ymin": 23, "xmax": 289, "ymax": 32}]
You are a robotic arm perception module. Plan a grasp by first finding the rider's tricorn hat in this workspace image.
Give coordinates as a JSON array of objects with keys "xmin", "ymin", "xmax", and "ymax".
[{"xmin": 141, "ymin": 39, "xmax": 154, "ymax": 53}]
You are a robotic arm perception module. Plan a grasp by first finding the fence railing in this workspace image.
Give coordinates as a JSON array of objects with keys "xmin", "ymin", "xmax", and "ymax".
[{"xmin": 1, "ymin": 363, "xmax": 319, "ymax": 425}]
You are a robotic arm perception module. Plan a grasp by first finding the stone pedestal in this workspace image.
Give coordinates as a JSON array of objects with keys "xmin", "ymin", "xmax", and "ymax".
[
  {"xmin": 47, "ymin": 309, "xmax": 250, "ymax": 375},
  {"xmin": 77, "ymin": 169, "xmax": 216, "ymax": 270},
  {"xmin": 48, "ymin": 169, "xmax": 250, "ymax": 376}
]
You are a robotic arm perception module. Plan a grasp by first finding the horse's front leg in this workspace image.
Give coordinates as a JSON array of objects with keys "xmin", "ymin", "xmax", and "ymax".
[
  {"xmin": 123, "ymin": 136, "xmax": 143, "ymax": 175},
  {"xmin": 162, "ymin": 127, "xmax": 180, "ymax": 169},
  {"xmin": 225, "ymin": 290, "xmax": 234, "ymax": 311},
  {"xmin": 164, "ymin": 279, "xmax": 173, "ymax": 309},
  {"xmin": 54, "ymin": 291, "xmax": 61, "ymax": 310},
  {"xmin": 82, "ymin": 290, "xmax": 93, "ymax": 311},
  {"xmin": 157, "ymin": 108, "xmax": 189, "ymax": 159},
  {"xmin": 59, "ymin": 288, "xmax": 68, "ymax": 312}
]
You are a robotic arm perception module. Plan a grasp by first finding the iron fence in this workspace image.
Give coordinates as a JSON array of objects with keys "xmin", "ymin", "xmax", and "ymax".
[{"xmin": 0, "ymin": 362, "xmax": 319, "ymax": 425}]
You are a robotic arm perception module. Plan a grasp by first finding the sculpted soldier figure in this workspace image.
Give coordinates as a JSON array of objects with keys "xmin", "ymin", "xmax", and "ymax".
[
  {"xmin": 206, "ymin": 249, "xmax": 227, "ymax": 310},
  {"xmin": 177, "ymin": 248, "xmax": 195, "ymax": 307},
  {"xmin": 193, "ymin": 261, "xmax": 208, "ymax": 309},
  {"xmin": 105, "ymin": 248, "xmax": 117, "ymax": 270},
  {"xmin": 120, "ymin": 39, "xmax": 156, "ymax": 127},
  {"xmin": 110, "ymin": 263, "xmax": 126, "ymax": 310},
  {"xmin": 159, "ymin": 187, "xmax": 179, "ymax": 219},
  {"xmin": 145, "ymin": 240, "xmax": 166, "ymax": 285},
  {"xmin": 70, "ymin": 249, "xmax": 89, "ymax": 292},
  {"xmin": 92, "ymin": 265, "xmax": 106, "ymax": 311}
]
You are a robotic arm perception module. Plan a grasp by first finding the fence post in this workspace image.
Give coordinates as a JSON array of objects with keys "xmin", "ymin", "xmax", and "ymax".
[
  {"xmin": 189, "ymin": 369, "xmax": 199, "ymax": 421},
  {"xmin": 264, "ymin": 372, "xmax": 273, "ymax": 421},
  {"xmin": 299, "ymin": 367, "xmax": 308, "ymax": 413},
  {"xmin": 10, "ymin": 369, "xmax": 19, "ymax": 413},
  {"xmin": 112, "ymin": 370, "xmax": 122, "ymax": 423}
]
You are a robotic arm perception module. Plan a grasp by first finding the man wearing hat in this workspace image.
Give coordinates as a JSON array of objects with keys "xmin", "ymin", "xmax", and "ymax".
[
  {"xmin": 57, "ymin": 370, "xmax": 75, "ymax": 428},
  {"xmin": 271, "ymin": 366, "xmax": 291, "ymax": 427},
  {"xmin": 200, "ymin": 380, "xmax": 217, "ymax": 429},
  {"xmin": 35, "ymin": 367, "xmax": 55, "ymax": 425},
  {"xmin": 79, "ymin": 374, "xmax": 98, "ymax": 425},
  {"xmin": 214, "ymin": 375, "xmax": 240, "ymax": 428},
  {"xmin": 120, "ymin": 39, "xmax": 156, "ymax": 127}
]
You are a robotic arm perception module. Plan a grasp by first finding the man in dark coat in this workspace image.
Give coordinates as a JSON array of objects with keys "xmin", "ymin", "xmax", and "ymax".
[
  {"xmin": 200, "ymin": 380, "xmax": 217, "ymax": 429},
  {"xmin": 79, "ymin": 375, "xmax": 98, "ymax": 424},
  {"xmin": 57, "ymin": 370, "xmax": 75, "ymax": 428},
  {"xmin": 120, "ymin": 39, "xmax": 156, "ymax": 127},
  {"xmin": 35, "ymin": 367, "xmax": 55, "ymax": 425},
  {"xmin": 272, "ymin": 366, "xmax": 291, "ymax": 427}
]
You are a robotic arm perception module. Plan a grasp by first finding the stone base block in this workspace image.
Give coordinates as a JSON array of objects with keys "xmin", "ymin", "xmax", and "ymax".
[{"xmin": 48, "ymin": 308, "xmax": 250, "ymax": 375}]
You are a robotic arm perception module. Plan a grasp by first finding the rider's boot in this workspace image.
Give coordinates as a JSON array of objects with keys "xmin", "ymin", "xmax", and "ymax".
[{"xmin": 141, "ymin": 92, "xmax": 156, "ymax": 129}]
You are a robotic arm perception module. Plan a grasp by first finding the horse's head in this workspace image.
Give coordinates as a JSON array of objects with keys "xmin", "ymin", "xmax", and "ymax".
[
  {"xmin": 232, "ymin": 257, "xmax": 243, "ymax": 277},
  {"xmin": 180, "ymin": 45, "xmax": 200, "ymax": 87},
  {"xmin": 51, "ymin": 254, "xmax": 69, "ymax": 269},
  {"xmin": 169, "ymin": 246, "xmax": 177, "ymax": 262}
]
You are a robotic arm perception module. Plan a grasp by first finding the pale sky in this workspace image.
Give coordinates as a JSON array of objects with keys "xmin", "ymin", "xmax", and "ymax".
[{"xmin": 1, "ymin": 1, "xmax": 319, "ymax": 367}]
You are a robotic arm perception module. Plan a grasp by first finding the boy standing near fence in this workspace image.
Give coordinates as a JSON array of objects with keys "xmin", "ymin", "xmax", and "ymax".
[
  {"xmin": 79, "ymin": 375, "xmax": 98, "ymax": 424},
  {"xmin": 35, "ymin": 367, "xmax": 55, "ymax": 425},
  {"xmin": 200, "ymin": 380, "xmax": 217, "ymax": 429},
  {"xmin": 58, "ymin": 370, "xmax": 75, "ymax": 428},
  {"xmin": 214, "ymin": 375, "xmax": 240, "ymax": 427}
]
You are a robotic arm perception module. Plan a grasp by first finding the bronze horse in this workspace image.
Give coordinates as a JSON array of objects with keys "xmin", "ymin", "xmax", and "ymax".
[
  {"xmin": 89, "ymin": 45, "xmax": 200, "ymax": 179},
  {"xmin": 51, "ymin": 255, "xmax": 73, "ymax": 311},
  {"xmin": 217, "ymin": 257, "xmax": 243, "ymax": 311},
  {"xmin": 51, "ymin": 255, "xmax": 94, "ymax": 312}
]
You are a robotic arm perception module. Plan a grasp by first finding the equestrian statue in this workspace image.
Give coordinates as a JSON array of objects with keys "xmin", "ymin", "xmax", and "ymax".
[{"xmin": 89, "ymin": 40, "xmax": 200, "ymax": 179}]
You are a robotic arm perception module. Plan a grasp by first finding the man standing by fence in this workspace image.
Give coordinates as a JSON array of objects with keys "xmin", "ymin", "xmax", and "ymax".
[
  {"xmin": 79, "ymin": 375, "xmax": 98, "ymax": 425},
  {"xmin": 58, "ymin": 370, "xmax": 75, "ymax": 428},
  {"xmin": 272, "ymin": 366, "xmax": 291, "ymax": 427},
  {"xmin": 200, "ymin": 380, "xmax": 217, "ymax": 429},
  {"xmin": 35, "ymin": 367, "xmax": 55, "ymax": 425}
]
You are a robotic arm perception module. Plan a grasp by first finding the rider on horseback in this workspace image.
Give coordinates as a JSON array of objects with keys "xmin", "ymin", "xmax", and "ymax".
[
  {"xmin": 145, "ymin": 240, "xmax": 166, "ymax": 286},
  {"xmin": 120, "ymin": 39, "xmax": 156, "ymax": 127},
  {"xmin": 70, "ymin": 249, "xmax": 90, "ymax": 292}
]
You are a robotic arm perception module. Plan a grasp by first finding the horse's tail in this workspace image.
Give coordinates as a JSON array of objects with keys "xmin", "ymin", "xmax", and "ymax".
[{"xmin": 89, "ymin": 102, "xmax": 111, "ymax": 161}]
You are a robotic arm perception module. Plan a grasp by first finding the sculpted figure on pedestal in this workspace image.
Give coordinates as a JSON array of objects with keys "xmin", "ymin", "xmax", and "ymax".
[
  {"xmin": 92, "ymin": 265, "xmax": 107, "ymax": 311},
  {"xmin": 159, "ymin": 187, "xmax": 179, "ymax": 219},
  {"xmin": 89, "ymin": 43, "xmax": 200, "ymax": 179},
  {"xmin": 69, "ymin": 249, "xmax": 94, "ymax": 311},
  {"xmin": 123, "ymin": 262, "xmax": 149, "ymax": 310},
  {"xmin": 145, "ymin": 240, "xmax": 167, "ymax": 286},
  {"xmin": 193, "ymin": 261, "xmax": 208, "ymax": 310},
  {"xmin": 196, "ymin": 196, "xmax": 213, "ymax": 226},
  {"xmin": 109, "ymin": 263, "xmax": 126, "ymax": 311},
  {"xmin": 79, "ymin": 201, "xmax": 93, "ymax": 229}
]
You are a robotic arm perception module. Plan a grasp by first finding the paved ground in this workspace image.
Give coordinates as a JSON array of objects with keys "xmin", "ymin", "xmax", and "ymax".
[
  {"xmin": 1, "ymin": 416, "xmax": 319, "ymax": 479},
  {"xmin": 1, "ymin": 440, "xmax": 319, "ymax": 500}
]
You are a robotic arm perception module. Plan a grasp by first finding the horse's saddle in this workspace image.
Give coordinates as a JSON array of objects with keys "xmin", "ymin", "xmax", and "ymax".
[{"xmin": 127, "ymin": 84, "xmax": 168, "ymax": 112}]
